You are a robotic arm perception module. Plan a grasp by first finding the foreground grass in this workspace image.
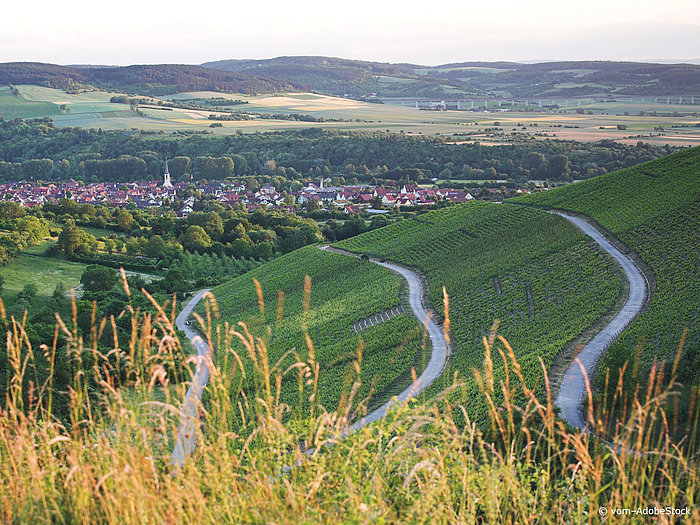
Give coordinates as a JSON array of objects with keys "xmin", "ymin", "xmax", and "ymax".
[{"xmin": 0, "ymin": 286, "xmax": 698, "ymax": 524}]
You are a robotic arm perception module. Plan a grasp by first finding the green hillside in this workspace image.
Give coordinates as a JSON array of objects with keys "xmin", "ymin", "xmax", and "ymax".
[
  {"xmin": 512, "ymin": 147, "xmax": 700, "ymax": 427},
  {"xmin": 336, "ymin": 202, "xmax": 622, "ymax": 421},
  {"xmin": 203, "ymin": 56, "xmax": 700, "ymax": 98},
  {"xmin": 203, "ymin": 246, "xmax": 428, "ymax": 420},
  {"xmin": 0, "ymin": 86, "xmax": 62, "ymax": 119}
]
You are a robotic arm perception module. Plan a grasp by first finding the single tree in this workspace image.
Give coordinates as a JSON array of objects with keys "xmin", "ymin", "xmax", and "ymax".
[{"xmin": 80, "ymin": 265, "xmax": 118, "ymax": 293}]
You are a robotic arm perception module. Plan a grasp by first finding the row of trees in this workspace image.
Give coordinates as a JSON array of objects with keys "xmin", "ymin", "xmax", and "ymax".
[{"xmin": 47, "ymin": 199, "xmax": 323, "ymax": 264}]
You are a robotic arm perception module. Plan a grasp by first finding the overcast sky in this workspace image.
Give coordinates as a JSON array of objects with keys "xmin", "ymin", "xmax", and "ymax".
[{"xmin": 2, "ymin": 0, "xmax": 699, "ymax": 65}]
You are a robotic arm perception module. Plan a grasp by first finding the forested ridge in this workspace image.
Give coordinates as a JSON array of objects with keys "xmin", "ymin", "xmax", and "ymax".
[
  {"xmin": 203, "ymin": 57, "xmax": 700, "ymax": 97},
  {"xmin": 2, "ymin": 58, "xmax": 697, "ymax": 101},
  {"xmin": 0, "ymin": 62, "xmax": 304, "ymax": 96}
]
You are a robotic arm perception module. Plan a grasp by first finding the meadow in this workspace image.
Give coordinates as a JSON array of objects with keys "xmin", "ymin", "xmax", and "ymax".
[{"xmin": 0, "ymin": 251, "xmax": 87, "ymax": 311}]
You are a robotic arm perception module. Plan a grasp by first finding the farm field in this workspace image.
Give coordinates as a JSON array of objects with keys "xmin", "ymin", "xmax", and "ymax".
[
  {"xmin": 15, "ymin": 85, "xmax": 131, "ymax": 114},
  {"xmin": 203, "ymin": 246, "xmax": 429, "ymax": 421},
  {"xmin": 512, "ymin": 146, "xmax": 700, "ymax": 427},
  {"xmin": 0, "ymin": 86, "xmax": 62, "ymax": 119},
  {"xmin": 336, "ymin": 202, "xmax": 623, "ymax": 422},
  {"xmin": 1, "ymin": 84, "xmax": 698, "ymax": 144}
]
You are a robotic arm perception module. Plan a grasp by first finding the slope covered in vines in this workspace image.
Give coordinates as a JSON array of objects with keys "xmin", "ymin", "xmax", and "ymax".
[
  {"xmin": 336, "ymin": 202, "xmax": 622, "ymax": 421},
  {"xmin": 202, "ymin": 246, "xmax": 428, "ymax": 420},
  {"xmin": 512, "ymin": 146, "xmax": 700, "ymax": 426}
]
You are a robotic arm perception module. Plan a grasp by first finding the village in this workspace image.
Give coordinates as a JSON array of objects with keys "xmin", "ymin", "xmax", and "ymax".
[{"xmin": 0, "ymin": 166, "xmax": 533, "ymax": 217}]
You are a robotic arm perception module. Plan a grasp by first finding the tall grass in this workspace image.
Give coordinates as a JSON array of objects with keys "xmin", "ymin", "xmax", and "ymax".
[{"xmin": 0, "ymin": 283, "xmax": 697, "ymax": 524}]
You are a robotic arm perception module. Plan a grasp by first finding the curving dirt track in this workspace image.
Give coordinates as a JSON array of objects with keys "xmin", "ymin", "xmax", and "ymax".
[
  {"xmin": 553, "ymin": 212, "xmax": 648, "ymax": 430},
  {"xmin": 171, "ymin": 288, "xmax": 212, "ymax": 468},
  {"xmin": 319, "ymin": 246, "xmax": 450, "ymax": 432},
  {"xmin": 171, "ymin": 212, "xmax": 643, "ymax": 465}
]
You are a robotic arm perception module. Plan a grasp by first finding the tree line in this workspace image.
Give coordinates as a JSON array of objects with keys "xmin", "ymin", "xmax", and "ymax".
[{"xmin": 0, "ymin": 120, "xmax": 677, "ymax": 185}]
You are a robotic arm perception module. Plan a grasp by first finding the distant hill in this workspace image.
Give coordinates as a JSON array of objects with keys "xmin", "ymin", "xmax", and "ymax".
[
  {"xmin": 202, "ymin": 56, "xmax": 476, "ymax": 99},
  {"xmin": 0, "ymin": 62, "xmax": 305, "ymax": 96},
  {"xmin": 203, "ymin": 57, "xmax": 700, "ymax": 98},
  {"xmin": 3, "ymin": 58, "xmax": 697, "ymax": 100}
]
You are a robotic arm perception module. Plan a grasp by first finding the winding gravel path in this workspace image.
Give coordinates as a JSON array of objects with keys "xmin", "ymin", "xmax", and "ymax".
[
  {"xmin": 553, "ymin": 212, "xmax": 648, "ymax": 430},
  {"xmin": 170, "ymin": 213, "xmax": 640, "ymax": 465},
  {"xmin": 170, "ymin": 249, "xmax": 451, "ymax": 465},
  {"xmin": 171, "ymin": 288, "xmax": 212, "ymax": 468},
  {"xmin": 319, "ymin": 246, "xmax": 450, "ymax": 432}
]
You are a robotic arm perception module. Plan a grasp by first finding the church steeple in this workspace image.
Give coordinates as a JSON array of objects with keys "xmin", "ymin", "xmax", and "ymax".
[{"xmin": 163, "ymin": 158, "xmax": 173, "ymax": 189}]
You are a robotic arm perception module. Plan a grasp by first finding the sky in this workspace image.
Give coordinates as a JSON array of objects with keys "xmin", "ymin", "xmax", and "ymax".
[{"xmin": 2, "ymin": 0, "xmax": 699, "ymax": 65}]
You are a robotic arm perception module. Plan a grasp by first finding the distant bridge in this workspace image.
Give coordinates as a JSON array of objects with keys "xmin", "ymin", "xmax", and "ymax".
[{"xmin": 385, "ymin": 95, "xmax": 699, "ymax": 110}]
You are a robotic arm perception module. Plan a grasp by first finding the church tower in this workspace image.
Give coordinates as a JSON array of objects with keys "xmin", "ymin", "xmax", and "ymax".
[{"xmin": 163, "ymin": 158, "xmax": 173, "ymax": 189}]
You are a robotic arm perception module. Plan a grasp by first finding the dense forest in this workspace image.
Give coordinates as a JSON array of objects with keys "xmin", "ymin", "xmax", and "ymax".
[
  {"xmin": 0, "ymin": 119, "xmax": 677, "ymax": 184},
  {"xmin": 0, "ymin": 63, "xmax": 304, "ymax": 96}
]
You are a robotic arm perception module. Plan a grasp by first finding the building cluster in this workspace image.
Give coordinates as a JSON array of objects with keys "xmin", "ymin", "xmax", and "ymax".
[
  {"xmin": 292, "ymin": 182, "xmax": 475, "ymax": 214},
  {"xmin": 203, "ymin": 179, "xmax": 479, "ymax": 216},
  {"xmin": 2, "ymin": 164, "xmax": 510, "ymax": 217},
  {"xmin": 0, "ymin": 179, "xmax": 182, "ymax": 209}
]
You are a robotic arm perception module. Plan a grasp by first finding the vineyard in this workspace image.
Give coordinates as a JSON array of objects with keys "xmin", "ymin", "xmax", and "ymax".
[
  {"xmin": 201, "ymin": 246, "xmax": 428, "ymax": 422},
  {"xmin": 336, "ymin": 202, "xmax": 623, "ymax": 422},
  {"xmin": 512, "ymin": 147, "xmax": 700, "ymax": 429}
]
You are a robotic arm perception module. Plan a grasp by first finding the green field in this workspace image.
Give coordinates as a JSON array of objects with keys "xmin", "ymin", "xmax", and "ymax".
[
  {"xmin": 336, "ymin": 202, "xmax": 622, "ymax": 421},
  {"xmin": 0, "ymin": 233, "xmax": 162, "ymax": 313},
  {"xmin": 0, "ymin": 252, "xmax": 88, "ymax": 312},
  {"xmin": 512, "ymin": 147, "xmax": 700, "ymax": 418},
  {"xmin": 0, "ymin": 86, "xmax": 62, "ymax": 119},
  {"xmin": 203, "ymin": 246, "xmax": 428, "ymax": 419},
  {"xmin": 15, "ymin": 85, "xmax": 129, "ymax": 114},
  {"xmin": 78, "ymin": 227, "xmax": 125, "ymax": 239}
]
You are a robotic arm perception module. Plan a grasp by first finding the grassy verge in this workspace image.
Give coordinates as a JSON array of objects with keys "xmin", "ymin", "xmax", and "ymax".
[{"xmin": 0, "ymin": 289, "xmax": 697, "ymax": 523}]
